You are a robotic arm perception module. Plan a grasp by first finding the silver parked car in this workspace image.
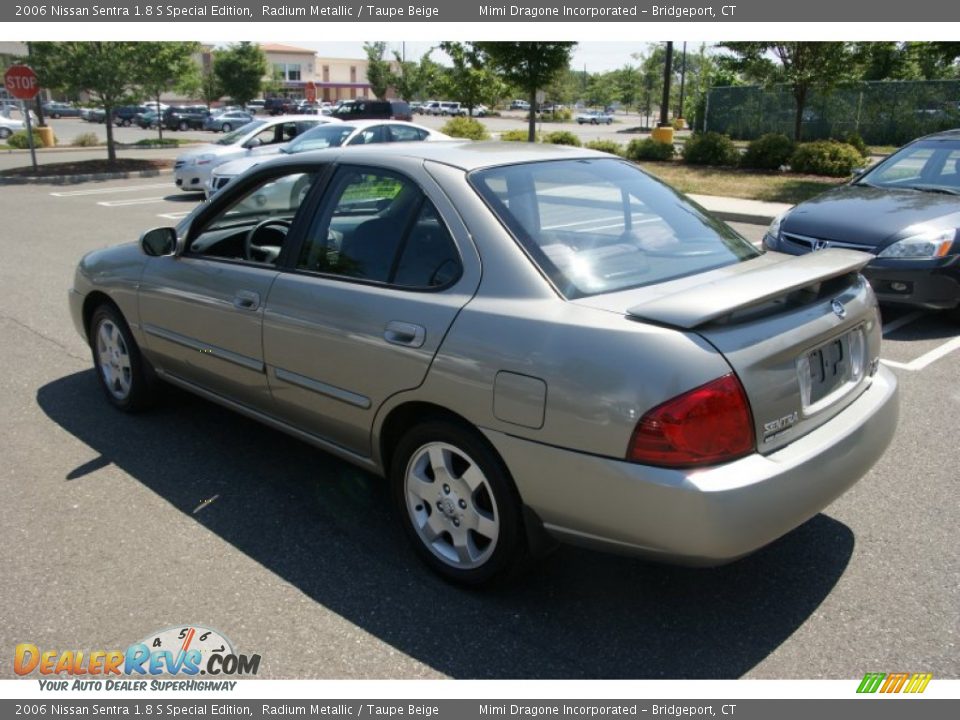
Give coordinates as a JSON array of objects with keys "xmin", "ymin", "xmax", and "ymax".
[
  {"xmin": 173, "ymin": 115, "xmax": 338, "ymax": 192},
  {"xmin": 69, "ymin": 142, "xmax": 899, "ymax": 585},
  {"xmin": 206, "ymin": 120, "xmax": 452, "ymax": 196}
]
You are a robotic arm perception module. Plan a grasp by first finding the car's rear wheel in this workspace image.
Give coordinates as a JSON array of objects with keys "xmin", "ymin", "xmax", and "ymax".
[
  {"xmin": 391, "ymin": 421, "xmax": 526, "ymax": 585},
  {"xmin": 89, "ymin": 304, "xmax": 155, "ymax": 412},
  {"xmin": 0, "ymin": 128, "xmax": 11, "ymax": 139},
  {"xmin": 178, "ymin": 120, "xmax": 189, "ymax": 131}
]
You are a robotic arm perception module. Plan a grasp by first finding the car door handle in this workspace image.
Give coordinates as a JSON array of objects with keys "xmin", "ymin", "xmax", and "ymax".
[
  {"xmin": 384, "ymin": 321, "xmax": 425, "ymax": 348},
  {"xmin": 232, "ymin": 290, "xmax": 261, "ymax": 311}
]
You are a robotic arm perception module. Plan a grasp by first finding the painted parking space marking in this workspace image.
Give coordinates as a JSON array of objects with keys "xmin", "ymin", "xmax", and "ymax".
[
  {"xmin": 882, "ymin": 310, "xmax": 924, "ymax": 335},
  {"xmin": 881, "ymin": 335, "xmax": 960, "ymax": 371},
  {"xmin": 157, "ymin": 211, "xmax": 192, "ymax": 220},
  {"xmin": 50, "ymin": 182, "xmax": 170, "ymax": 197},
  {"xmin": 97, "ymin": 196, "xmax": 170, "ymax": 207}
]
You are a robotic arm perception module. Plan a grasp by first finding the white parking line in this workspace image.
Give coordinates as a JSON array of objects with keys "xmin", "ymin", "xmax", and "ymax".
[
  {"xmin": 882, "ymin": 310, "xmax": 924, "ymax": 335},
  {"xmin": 157, "ymin": 211, "xmax": 192, "ymax": 220},
  {"xmin": 50, "ymin": 183, "xmax": 170, "ymax": 197},
  {"xmin": 881, "ymin": 336, "xmax": 960, "ymax": 371},
  {"xmin": 97, "ymin": 197, "xmax": 169, "ymax": 207}
]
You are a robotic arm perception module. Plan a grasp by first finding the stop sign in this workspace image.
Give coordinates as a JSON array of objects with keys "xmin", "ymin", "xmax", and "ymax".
[{"xmin": 4, "ymin": 65, "xmax": 39, "ymax": 100}]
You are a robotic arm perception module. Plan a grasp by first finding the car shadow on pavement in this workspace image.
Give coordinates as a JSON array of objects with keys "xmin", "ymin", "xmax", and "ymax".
[{"xmin": 38, "ymin": 371, "xmax": 855, "ymax": 679}]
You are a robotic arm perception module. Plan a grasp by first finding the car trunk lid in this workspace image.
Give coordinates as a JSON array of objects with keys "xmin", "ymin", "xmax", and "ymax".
[{"xmin": 575, "ymin": 250, "xmax": 883, "ymax": 455}]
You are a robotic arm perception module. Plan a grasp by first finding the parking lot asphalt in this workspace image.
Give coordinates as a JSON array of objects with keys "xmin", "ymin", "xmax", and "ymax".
[{"xmin": 0, "ymin": 177, "xmax": 956, "ymax": 680}]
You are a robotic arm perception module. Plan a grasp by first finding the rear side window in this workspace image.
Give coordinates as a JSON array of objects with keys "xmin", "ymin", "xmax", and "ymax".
[
  {"xmin": 470, "ymin": 158, "xmax": 758, "ymax": 298},
  {"xmin": 298, "ymin": 167, "xmax": 461, "ymax": 289}
]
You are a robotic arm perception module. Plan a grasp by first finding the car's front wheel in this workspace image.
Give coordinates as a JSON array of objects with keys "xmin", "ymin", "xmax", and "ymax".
[
  {"xmin": 178, "ymin": 120, "xmax": 189, "ymax": 131},
  {"xmin": 89, "ymin": 304, "xmax": 155, "ymax": 412},
  {"xmin": 391, "ymin": 420, "xmax": 526, "ymax": 585},
  {"xmin": 221, "ymin": 123, "xmax": 232, "ymax": 133}
]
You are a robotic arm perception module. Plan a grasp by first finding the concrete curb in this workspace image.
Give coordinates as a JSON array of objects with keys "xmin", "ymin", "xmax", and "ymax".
[{"xmin": 0, "ymin": 167, "xmax": 173, "ymax": 186}]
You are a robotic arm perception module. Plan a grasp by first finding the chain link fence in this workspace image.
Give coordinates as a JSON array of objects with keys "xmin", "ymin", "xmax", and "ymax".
[{"xmin": 705, "ymin": 80, "xmax": 960, "ymax": 146}]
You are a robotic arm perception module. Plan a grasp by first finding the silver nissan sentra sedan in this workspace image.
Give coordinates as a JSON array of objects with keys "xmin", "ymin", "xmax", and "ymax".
[{"xmin": 69, "ymin": 142, "xmax": 899, "ymax": 585}]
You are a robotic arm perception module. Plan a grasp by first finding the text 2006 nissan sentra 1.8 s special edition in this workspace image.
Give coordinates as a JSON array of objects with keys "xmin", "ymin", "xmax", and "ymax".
[{"xmin": 69, "ymin": 142, "xmax": 899, "ymax": 584}]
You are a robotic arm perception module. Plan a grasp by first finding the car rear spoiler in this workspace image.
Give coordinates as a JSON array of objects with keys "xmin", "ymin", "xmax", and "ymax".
[{"xmin": 626, "ymin": 249, "xmax": 872, "ymax": 329}]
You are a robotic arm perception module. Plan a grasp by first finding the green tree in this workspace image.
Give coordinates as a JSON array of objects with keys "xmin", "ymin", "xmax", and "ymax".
[
  {"xmin": 438, "ymin": 42, "xmax": 506, "ymax": 115},
  {"xmin": 613, "ymin": 65, "xmax": 639, "ymax": 112},
  {"xmin": 133, "ymin": 42, "xmax": 201, "ymax": 142},
  {"xmin": 544, "ymin": 67, "xmax": 581, "ymax": 107},
  {"xmin": 718, "ymin": 42, "xmax": 856, "ymax": 140},
  {"xmin": 364, "ymin": 41, "xmax": 393, "ymax": 99},
  {"xmin": 29, "ymin": 41, "xmax": 141, "ymax": 162},
  {"xmin": 474, "ymin": 42, "xmax": 576, "ymax": 141},
  {"xmin": 197, "ymin": 66, "xmax": 224, "ymax": 109},
  {"xmin": 586, "ymin": 72, "xmax": 620, "ymax": 109},
  {"xmin": 213, "ymin": 42, "xmax": 268, "ymax": 108}
]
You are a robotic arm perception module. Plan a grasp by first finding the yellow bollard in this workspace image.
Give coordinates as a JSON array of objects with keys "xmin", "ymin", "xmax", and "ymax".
[
  {"xmin": 35, "ymin": 126, "xmax": 56, "ymax": 147},
  {"xmin": 651, "ymin": 126, "xmax": 674, "ymax": 144}
]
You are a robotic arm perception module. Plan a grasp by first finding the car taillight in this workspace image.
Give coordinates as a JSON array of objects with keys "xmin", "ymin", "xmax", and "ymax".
[{"xmin": 627, "ymin": 374, "xmax": 755, "ymax": 468}]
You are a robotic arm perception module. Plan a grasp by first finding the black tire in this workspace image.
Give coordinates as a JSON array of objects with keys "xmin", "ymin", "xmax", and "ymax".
[
  {"xmin": 0, "ymin": 128, "xmax": 11, "ymax": 139},
  {"xmin": 390, "ymin": 419, "xmax": 527, "ymax": 586},
  {"xmin": 221, "ymin": 123, "xmax": 232, "ymax": 133},
  {"xmin": 88, "ymin": 304, "xmax": 156, "ymax": 412},
  {"xmin": 178, "ymin": 120, "xmax": 189, "ymax": 131}
]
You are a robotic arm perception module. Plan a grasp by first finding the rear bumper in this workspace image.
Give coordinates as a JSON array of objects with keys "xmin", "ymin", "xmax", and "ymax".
[{"xmin": 485, "ymin": 365, "xmax": 898, "ymax": 564}]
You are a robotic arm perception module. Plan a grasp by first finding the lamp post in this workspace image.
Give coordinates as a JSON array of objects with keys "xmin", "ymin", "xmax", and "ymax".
[
  {"xmin": 677, "ymin": 41, "xmax": 687, "ymax": 127},
  {"xmin": 652, "ymin": 41, "xmax": 674, "ymax": 144}
]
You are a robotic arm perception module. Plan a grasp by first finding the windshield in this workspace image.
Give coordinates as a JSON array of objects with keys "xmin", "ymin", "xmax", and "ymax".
[
  {"xmin": 284, "ymin": 124, "xmax": 357, "ymax": 153},
  {"xmin": 860, "ymin": 138, "xmax": 960, "ymax": 193},
  {"xmin": 215, "ymin": 120, "xmax": 267, "ymax": 146},
  {"xmin": 470, "ymin": 158, "xmax": 759, "ymax": 299}
]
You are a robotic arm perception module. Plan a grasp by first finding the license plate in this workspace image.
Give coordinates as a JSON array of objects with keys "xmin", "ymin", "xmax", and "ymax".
[
  {"xmin": 797, "ymin": 329, "xmax": 866, "ymax": 413},
  {"xmin": 805, "ymin": 339, "xmax": 847, "ymax": 405}
]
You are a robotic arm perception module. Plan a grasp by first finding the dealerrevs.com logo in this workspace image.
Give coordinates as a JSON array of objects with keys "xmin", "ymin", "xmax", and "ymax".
[{"xmin": 14, "ymin": 625, "xmax": 261, "ymax": 691}]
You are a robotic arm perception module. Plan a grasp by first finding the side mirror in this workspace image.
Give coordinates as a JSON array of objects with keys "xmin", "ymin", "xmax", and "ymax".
[
  {"xmin": 139, "ymin": 227, "xmax": 177, "ymax": 257},
  {"xmin": 851, "ymin": 167, "xmax": 866, "ymax": 177},
  {"xmin": 243, "ymin": 138, "xmax": 261, "ymax": 149}
]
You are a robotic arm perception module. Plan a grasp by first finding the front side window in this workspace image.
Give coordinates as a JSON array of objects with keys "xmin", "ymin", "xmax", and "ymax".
[
  {"xmin": 470, "ymin": 159, "xmax": 758, "ymax": 298},
  {"xmin": 297, "ymin": 167, "xmax": 461, "ymax": 288},
  {"xmin": 187, "ymin": 169, "xmax": 320, "ymax": 265}
]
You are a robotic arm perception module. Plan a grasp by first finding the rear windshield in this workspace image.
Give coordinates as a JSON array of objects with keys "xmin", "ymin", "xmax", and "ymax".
[{"xmin": 469, "ymin": 158, "xmax": 759, "ymax": 298}]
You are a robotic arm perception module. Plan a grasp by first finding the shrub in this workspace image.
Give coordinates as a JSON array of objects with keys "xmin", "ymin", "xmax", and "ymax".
[
  {"xmin": 835, "ymin": 131, "xmax": 869, "ymax": 160},
  {"xmin": 71, "ymin": 132, "xmax": 100, "ymax": 147},
  {"xmin": 626, "ymin": 137, "xmax": 675, "ymax": 161},
  {"xmin": 741, "ymin": 133, "xmax": 795, "ymax": 170},
  {"xmin": 682, "ymin": 131, "xmax": 739, "ymax": 166},
  {"xmin": 584, "ymin": 139, "xmax": 625, "ymax": 156},
  {"xmin": 544, "ymin": 130, "xmax": 581, "ymax": 147},
  {"xmin": 790, "ymin": 141, "xmax": 864, "ymax": 177},
  {"xmin": 543, "ymin": 107, "xmax": 573, "ymax": 122},
  {"xmin": 439, "ymin": 116, "xmax": 490, "ymax": 140},
  {"xmin": 499, "ymin": 128, "xmax": 539, "ymax": 142},
  {"xmin": 7, "ymin": 130, "xmax": 45, "ymax": 150},
  {"xmin": 134, "ymin": 138, "xmax": 180, "ymax": 147}
]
